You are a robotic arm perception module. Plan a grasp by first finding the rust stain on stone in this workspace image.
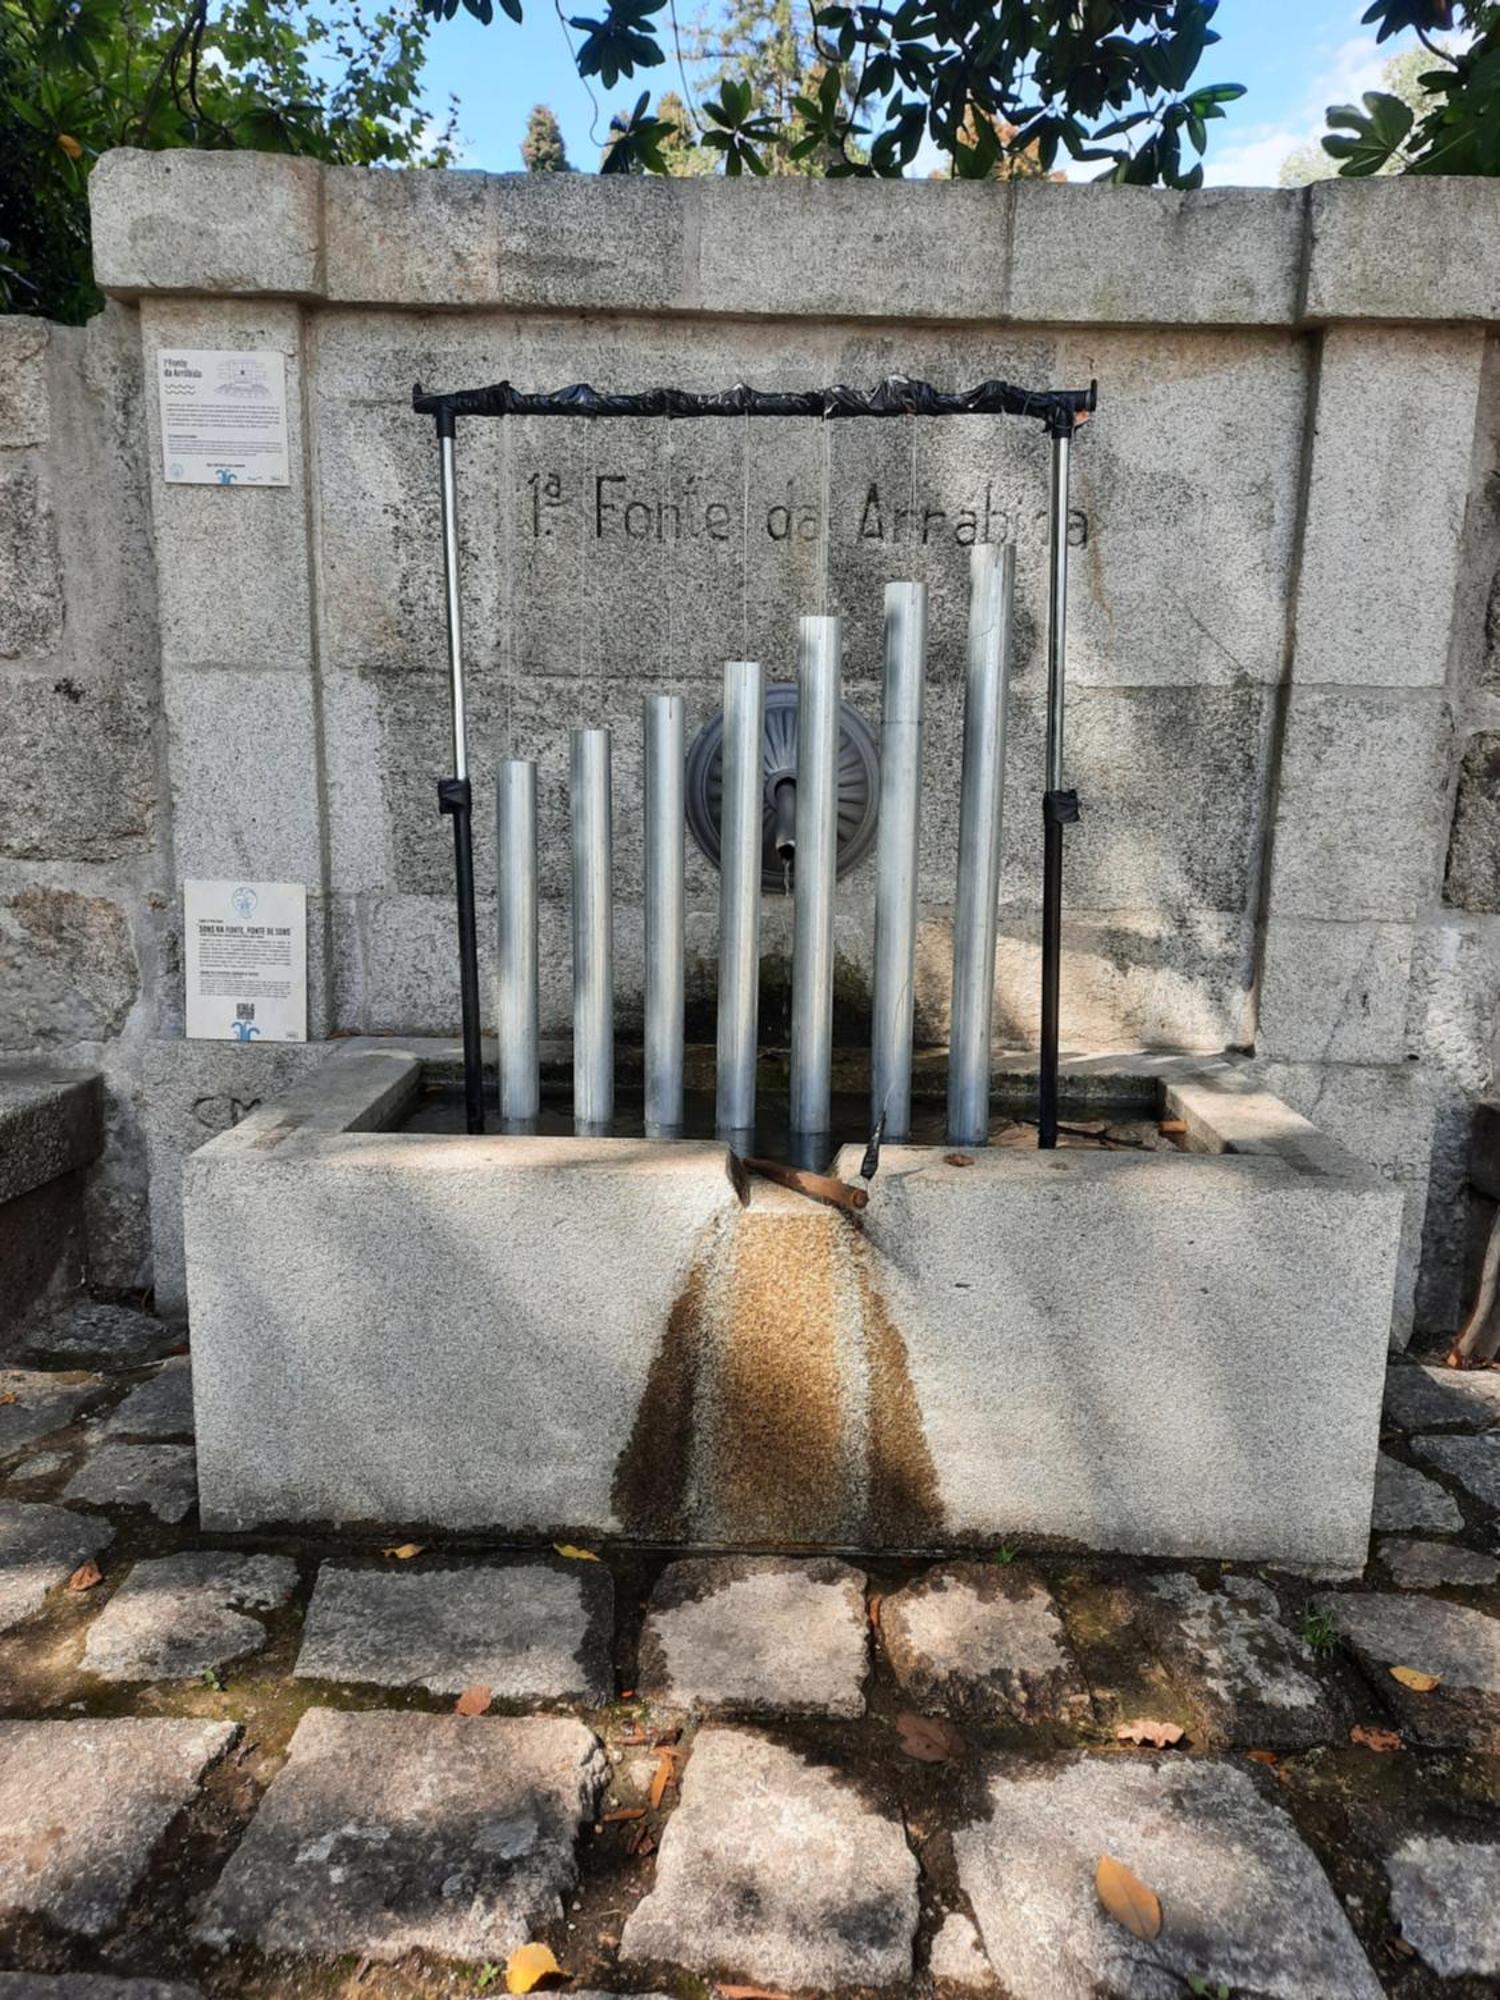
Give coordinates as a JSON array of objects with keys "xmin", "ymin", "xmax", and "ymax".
[
  {"xmin": 610, "ymin": 1253, "xmax": 709, "ymax": 1541},
  {"xmin": 853, "ymin": 1239, "xmax": 945, "ymax": 1545}
]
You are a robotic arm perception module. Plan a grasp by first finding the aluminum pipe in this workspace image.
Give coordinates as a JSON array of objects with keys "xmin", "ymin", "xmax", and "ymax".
[
  {"xmin": 496, "ymin": 758, "xmax": 540, "ymax": 1131},
  {"xmin": 871, "ymin": 581, "xmax": 927, "ymax": 1141},
  {"xmin": 790, "ymin": 617, "xmax": 841, "ymax": 1151},
  {"xmin": 947, "ymin": 543, "xmax": 1014, "ymax": 1148},
  {"xmin": 643, "ymin": 693, "xmax": 686, "ymax": 1139},
  {"xmin": 715, "ymin": 660, "xmax": 765, "ymax": 1146},
  {"xmin": 571, "ymin": 727, "xmax": 614, "ymax": 1137}
]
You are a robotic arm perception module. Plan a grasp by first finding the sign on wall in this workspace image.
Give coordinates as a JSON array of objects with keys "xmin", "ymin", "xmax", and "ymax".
[
  {"xmin": 157, "ymin": 350, "xmax": 290, "ymax": 487},
  {"xmin": 184, "ymin": 881, "xmax": 307, "ymax": 1042}
]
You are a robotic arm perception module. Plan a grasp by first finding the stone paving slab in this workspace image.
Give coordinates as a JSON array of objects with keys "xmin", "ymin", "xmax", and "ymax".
[
  {"xmin": 954, "ymin": 1755, "xmax": 1383, "ymax": 2000},
  {"xmin": 0, "ymin": 1371, "xmax": 104, "ymax": 1458},
  {"xmin": 930, "ymin": 1910, "xmax": 997, "ymax": 1988},
  {"xmin": 0, "ymin": 1500, "xmax": 112, "ymax": 1634},
  {"xmin": 197, "ymin": 1708, "xmax": 604, "ymax": 1962},
  {"xmin": 1386, "ymin": 1833, "xmax": 1500, "ymax": 1977},
  {"xmin": 1135, "ymin": 1572, "xmax": 1333, "ymax": 1747},
  {"xmin": 82, "ymin": 1552, "xmax": 297, "ymax": 1682},
  {"xmin": 0, "ymin": 1980, "xmax": 203, "ymax": 1999},
  {"xmin": 637, "ymin": 1556, "xmax": 868, "ymax": 1718},
  {"xmin": 101, "ymin": 1359, "xmax": 193, "ymax": 1441},
  {"xmin": 1385, "ymin": 1362, "xmax": 1500, "ymax": 1432},
  {"xmin": 1316, "ymin": 1592, "xmax": 1500, "ymax": 1748},
  {"xmin": 1372, "ymin": 1452, "xmax": 1463, "ymax": 1532},
  {"xmin": 294, "ymin": 1561, "xmax": 612, "ymax": 1701},
  {"xmin": 880, "ymin": 1562, "xmax": 1090, "ymax": 1725},
  {"xmin": 62, "ymin": 1444, "xmax": 196, "ymax": 1524},
  {"xmin": 5, "ymin": 1450, "xmax": 71, "ymax": 1485},
  {"xmin": 620, "ymin": 1726, "xmax": 918, "ymax": 1990},
  {"xmin": 24, "ymin": 1303, "xmax": 175, "ymax": 1369},
  {"xmin": 1412, "ymin": 1432, "xmax": 1500, "ymax": 1510},
  {"xmin": 1379, "ymin": 1537, "xmax": 1500, "ymax": 1589},
  {"xmin": 0, "ymin": 1719, "xmax": 235, "ymax": 1935}
]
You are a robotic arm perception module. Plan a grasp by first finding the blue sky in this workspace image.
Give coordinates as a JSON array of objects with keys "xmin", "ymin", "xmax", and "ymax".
[{"xmin": 417, "ymin": 0, "xmax": 1414, "ymax": 185}]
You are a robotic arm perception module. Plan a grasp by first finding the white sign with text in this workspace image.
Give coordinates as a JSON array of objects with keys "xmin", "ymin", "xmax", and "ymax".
[
  {"xmin": 157, "ymin": 349, "xmax": 290, "ymax": 487},
  {"xmin": 185, "ymin": 880, "xmax": 307, "ymax": 1042}
]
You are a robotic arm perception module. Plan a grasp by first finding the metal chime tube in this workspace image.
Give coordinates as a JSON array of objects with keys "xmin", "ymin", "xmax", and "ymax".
[
  {"xmin": 947, "ymin": 543, "xmax": 1014, "ymax": 1148},
  {"xmin": 1038, "ymin": 427, "xmax": 1074, "ymax": 1151},
  {"xmin": 871, "ymin": 581, "xmax": 927, "ymax": 1142},
  {"xmin": 790, "ymin": 617, "xmax": 841, "ymax": 1155},
  {"xmin": 495, "ymin": 759, "xmax": 539, "ymax": 1131},
  {"xmin": 643, "ymin": 693, "xmax": 686, "ymax": 1139},
  {"xmin": 716, "ymin": 659, "xmax": 765, "ymax": 1145},
  {"xmin": 571, "ymin": 728, "xmax": 614, "ymax": 1137},
  {"xmin": 435, "ymin": 417, "xmax": 485, "ymax": 1135}
]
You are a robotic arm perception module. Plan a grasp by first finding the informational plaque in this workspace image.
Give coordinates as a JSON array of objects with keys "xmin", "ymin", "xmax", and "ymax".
[
  {"xmin": 185, "ymin": 881, "xmax": 306, "ymax": 1042},
  {"xmin": 157, "ymin": 350, "xmax": 290, "ymax": 487}
]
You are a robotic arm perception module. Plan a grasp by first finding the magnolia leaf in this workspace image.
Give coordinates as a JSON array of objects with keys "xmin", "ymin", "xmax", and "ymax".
[
  {"xmin": 649, "ymin": 1750, "xmax": 675, "ymax": 1808},
  {"xmin": 552, "ymin": 1543, "xmax": 600, "ymax": 1562},
  {"xmin": 66, "ymin": 1560, "xmax": 103, "ymax": 1591},
  {"xmin": 455, "ymin": 1683, "xmax": 492, "ymax": 1715},
  {"xmin": 1390, "ymin": 1665, "xmax": 1441, "ymax": 1692},
  {"xmin": 1115, "ymin": 1718, "xmax": 1185, "ymax": 1748},
  {"xmin": 505, "ymin": 1941, "xmax": 562, "ymax": 1993},
  {"xmin": 382, "ymin": 1542, "xmax": 425, "ymax": 1560},
  {"xmin": 1349, "ymin": 1724, "xmax": 1402, "ymax": 1751},
  {"xmin": 1095, "ymin": 1853, "xmax": 1162, "ymax": 1941},
  {"xmin": 895, "ymin": 1711, "xmax": 963, "ymax": 1762}
]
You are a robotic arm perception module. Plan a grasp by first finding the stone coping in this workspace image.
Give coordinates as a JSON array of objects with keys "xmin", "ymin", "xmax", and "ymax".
[
  {"xmin": 88, "ymin": 150, "xmax": 1500, "ymax": 327},
  {"xmin": 0, "ymin": 1065, "xmax": 103, "ymax": 1207}
]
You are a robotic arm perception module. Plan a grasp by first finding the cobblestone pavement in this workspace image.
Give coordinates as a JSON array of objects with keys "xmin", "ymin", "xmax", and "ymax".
[{"xmin": 2, "ymin": 1302, "xmax": 1499, "ymax": 1998}]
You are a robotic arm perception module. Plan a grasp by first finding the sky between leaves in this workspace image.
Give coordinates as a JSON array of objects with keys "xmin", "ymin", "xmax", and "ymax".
[{"xmin": 412, "ymin": 0, "xmax": 1429, "ymax": 183}]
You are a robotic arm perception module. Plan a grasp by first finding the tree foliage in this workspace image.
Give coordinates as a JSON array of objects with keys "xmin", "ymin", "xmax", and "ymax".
[
  {"xmin": 427, "ymin": 0, "xmax": 1245, "ymax": 184},
  {"xmin": 521, "ymin": 100, "xmax": 572, "ymax": 168},
  {"xmin": 1, "ymin": 0, "xmax": 458, "ymax": 322},
  {"xmin": 1319, "ymin": 1, "xmax": 1500, "ymax": 175}
]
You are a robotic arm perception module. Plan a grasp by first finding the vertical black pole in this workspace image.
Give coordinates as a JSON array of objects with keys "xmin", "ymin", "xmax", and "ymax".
[
  {"xmin": 434, "ymin": 408, "xmax": 485, "ymax": 1135},
  {"xmin": 1038, "ymin": 418, "xmax": 1079, "ymax": 1150}
]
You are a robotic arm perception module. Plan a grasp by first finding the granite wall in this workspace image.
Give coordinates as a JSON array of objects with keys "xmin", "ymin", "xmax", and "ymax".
[{"xmin": 4, "ymin": 154, "xmax": 1500, "ymax": 1331}]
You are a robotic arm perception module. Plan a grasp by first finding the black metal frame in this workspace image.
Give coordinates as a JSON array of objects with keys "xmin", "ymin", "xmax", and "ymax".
[{"xmin": 415, "ymin": 373, "xmax": 1094, "ymax": 1144}]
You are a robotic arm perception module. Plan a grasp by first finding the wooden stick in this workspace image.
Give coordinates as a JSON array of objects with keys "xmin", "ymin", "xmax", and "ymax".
[{"xmin": 738, "ymin": 1155, "xmax": 869, "ymax": 1214}]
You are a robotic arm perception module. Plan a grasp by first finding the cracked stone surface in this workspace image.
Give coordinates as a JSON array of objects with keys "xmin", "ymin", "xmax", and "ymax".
[
  {"xmin": 0, "ymin": 1500, "xmax": 113, "ymax": 1634},
  {"xmin": 0, "ymin": 1719, "xmax": 235, "ymax": 1935},
  {"xmin": 293, "ymin": 1561, "xmax": 612, "ymax": 1701},
  {"xmin": 1372, "ymin": 1452, "xmax": 1463, "ymax": 1532},
  {"xmin": 1384, "ymin": 1363, "xmax": 1500, "ymax": 1431},
  {"xmin": 1412, "ymin": 1432, "xmax": 1500, "ymax": 1510},
  {"xmin": 196, "ymin": 1708, "xmax": 605, "ymax": 1962},
  {"xmin": 24, "ymin": 1303, "xmax": 175, "ymax": 1369},
  {"xmin": 0, "ymin": 1371, "xmax": 103, "ymax": 1458},
  {"xmin": 637, "ymin": 1556, "xmax": 868, "ymax": 1718},
  {"xmin": 880, "ymin": 1562, "xmax": 1089, "ymax": 1725},
  {"xmin": 1138, "ymin": 1572, "xmax": 1332, "ymax": 1747},
  {"xmin": 929, "ymin": 1911, "xmax": 997, "ymax": 1988},
  {"xmin": 63, "ymin": 1443, "xmax": 196, "ymax": 1524},
  {"xmin": 620, "ymin": 1726, "xmax": 918, "ymax": 1989},
  {"xmin": 1386, "ymin": 1833, "xmax": 1500, "ymax": 1977},
  {"xmin": 102, "ymin": 1359, "xmax": 193, "ymax": 1440},
  {"xmin": 81, "ymin": 1551, "xmax": 297, "ymax": 1682},
  {"xmin": 1379, "ymin": 1537, "xmax": 1500, "ymax": 1589},
  {"xmin": 3, "ymin": 1449, "xmax": 70, "ymax": 1485},
  {"xmin": 1316, "ymin": 1593, "xmax": 1500, "ymax": 1747},
  {"xmin": 954, "ymin": 1755, "xmax": 1383, "ymax": 2000},
  {"xmin": 0, "ymin": 1982, "xmax": 203, "ymax": 1999}
]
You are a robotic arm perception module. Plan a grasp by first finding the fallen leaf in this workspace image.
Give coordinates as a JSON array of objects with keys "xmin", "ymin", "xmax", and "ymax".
[
  {"xmin": 601, "ymin": 1807, "xmax": 645, "ymax": 1823},
  {"xmin": 649, "ymin": 1751, "xmax": 675, "ymax": 1809},
  {"xmin": 56, "ymin": 131, "xmax": 83, "ymax": 158},
  {"xmin": 895, "ymin": 1711, "xmax": 964, "ymax": 1763},
  {"xmin": 1245, "ymin": 1748, "xmax": 1280, "ymax": 1766},
  {"xmin": 943, "ymin": 1152, "xmax": 975, "ymax": 1167},
  {"xmin": 868, "ymin": 1593, "xmax": 883, "ymax": 1629},
  {"xmin": 552, "ymin": 1543, "xmax": 600, "ymax": 1562},
  {"xmin": 504, "ymin": 1941, "xmax": 561, "ymax": 1993},
  {"xmin": 382, "ymin": 1542, "xmax": 424, "ymax": 1560},
  {"xmin": 1350, "ymin": 1724, "xmax": 1403, "ymax": 1752},
  {"xmin": 718, "ymin": 1988, "xmax": 793, "ymax": 1999},
  {"xmin": 455, "ymin": 1684, "xmax": 492, "ymax": 1716},
  {"xmin": 0, "ymin": 1393, "xmax": 17, "ymax": 1406},
  {"xmin": 65, "ymin": 1560, "xmax": 103, "ymax": 1592},
  {"xmin": 1391, "ymin": 1665, "xmax": 1441, "ymax": 1692},
  {"xmin": 1159, "ymin": 1117, "xmax": 1188, "ymax": 1135},
  {"xmin": 1095, "ymin": 1854, "xmax": 1162, "ymax": 1941},
  {"xmin": 1115, "ymin": 1718, "xmax": 1185, "ymax": 1748},
  {"xmin": 1389, "ymin": 1933, "xmax": 1417, "ymax": 1958}
]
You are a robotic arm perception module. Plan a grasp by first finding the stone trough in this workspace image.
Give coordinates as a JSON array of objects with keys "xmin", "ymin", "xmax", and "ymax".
[{"xmin": 183, "ymin": 1043, "xmax": 1401, "ymax": 1572}]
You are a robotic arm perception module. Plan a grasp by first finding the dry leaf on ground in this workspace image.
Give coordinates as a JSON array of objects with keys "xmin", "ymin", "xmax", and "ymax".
[
  {"xmin": 649, "ymin": 1751, "xmax": 675, "ymax": 1809},
  {"xmin": 602, "ymin": 1807, "xmax": 645, "ymax": 1824},
  {"xmin": 1245, "ymin": 1748, "xmax": 1279, "ymax": 1766},
  {"xmin": 868, "ymin": 1593, "xmax": 883, "ymax": 1629},
  {"xmin": 1095, "ymin": 1854, "xmax": 1163, "ymax": 1941},
  {"xmin": 0, "ymin": 1393, "xmax": 17, "ymax": 1407},
  {"xmin": 895, "ymin": 1711, "xmax": 964, "ymax": 1763},
  {"xmin": 1391, "ymin": 1666, "xmax": 1441, "ymax": 1692},
  {"xmin": 552, "ymin": 1543, "xmax": 600, "ymax": 1562},
  {"xmin": 1350, "ymin": 1724, "xmax": 1402, "ymax": 1752},
  {"xmin": 65, "ymin": 1560, "xmax": 103, "ymax": 1592},
  {"xmin": 381, "ymin": 1542, "xmax": 424, "ymax": 1561},
  {"xmin": 454, "ymin": 1684, "xmax": 492, "ymax": 1716},
  {"xmin": 1115, "ymin": 1718, "xmax": 1185, "ymax": 1748},
  {"xmin": 1159, "ymin": 1118, "xmax": 1188, "ymax": 1135},
  {"xmin": 943, "ymin": 1152, "xmax": 975, "ymax": 1167},
  {"xmin": 504, "ymin": 1941, "xmax": 562, "ymax": 1993}
]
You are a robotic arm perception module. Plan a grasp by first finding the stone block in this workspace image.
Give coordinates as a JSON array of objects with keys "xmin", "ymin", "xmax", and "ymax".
[
  {"xmin": 1413, "ymin": 1433, "xmax": 1500, "ymax": 1511},
  {"xmin": 0, "ymin": 1368, "xmax": 105, "ymax": 1458},
  {"xmin": 0, "ymin": 1178, "xmax": 87, "ymax": 1348},
  {"xmin": 81, "ymin": 1550, "xmax": 295, "ymax": 1681},
  {"xmin": 1379, "ymin": 1539, "xmax": 1499, "ymax": 1590},
  {"xmin": 0, "ymin": 1499, "xmax": 112, "ymax": 1634},
  {"xmin": 320, "ymin": 669, "xmax": 387, "ymax": 893},
  {"xmin": 0, "ymin": 1718, "xmax": 235, "ymax": 1934},
  {"xmin": 1257, "ymin": 917, "xmax": 1413, "ymax": 1063},
  {"xmin": 1316, "ymin": 1592, "xmax": 1500, "ymax": 1748},
  {"xmin": 1387, "ymin": 1834, "xmax": 1500, "ymax": 1977},
  {"xmin": 0, "ymin": 1066, "xmax": 102, "ymax": 1205},
  {"xmin": 1128, "ymin": 1571, "xmax": 1334, "ymax": 1749},
  {"xmin": 1404, "ymin": 918, "xmax": 1500, "ymax": 1096},
  {"xmin": 24, "ymin": 1300, "xmax": 173, "ymax": 1369},
  {"xmin": 1385, "ymin": 1361, "xmax": 1500, "ymax": 1432},
  {"xmin": 0, "ymin": 318, "xmax": 51, "ymax": 447},
  {"xmin": 1372, "ymin": 1452, "xmax": 1463, "ymax": 1534},
  {"xmin": 930, "ymin": 1912, "xmax": 997, "ymax": 1989},
  {"xmin": 1306, "ymin": 176, "xmax": 1500, "ymax": 322},
  {"xmin": 0, "ymin": 464, "xmax": 63, "ymax": 658},
  {"xmin": 1009, "ymin": 183, "xmax": 1305, "ymax": 325},
  {"xmin": 324, "ymin": 166, "xmax": 498, "ymax": 306},
  {"xmin": 494, "ymin": 174, "xmax": 694, "ymax": 313},
  {"xmin": 64, "ymin": 1442, "xmax": 197, "ymax": 1523},
  {"xmin": 1293, "ymin": 326, "xmax": 1483, "ymax": 689},
  {"xmin": 90, "ymin": 149, "xmax": 323, "ymax": 298},
  {"xmin": 880, "ymin": 1562, "xmax": 1090, "ymax": 1726},
  {"xmin": 1445, "ymin": 732, "xmax": 1500, "ymax": 912},
  {"xmin": 0, "ymin": 673, "xmax": 156, "ymax": 862},
  {"xmin": 103, "ymin": 1355, "xmax": 193, "ymax": 1439},
  {"xmin": 196, "ymin": 1709, "xmax": 605, "ymax": 1961},
  {"xmin": 1269, "ymin": 689, "xmax": 1451, "ymax": 921},
  {"xmin": 163, "ymin": 667, "xmax": 322, "ymax": 884},
  {"xmin": 0, "ymin": 889, "xmax": 139, "ymax": 1048}
]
